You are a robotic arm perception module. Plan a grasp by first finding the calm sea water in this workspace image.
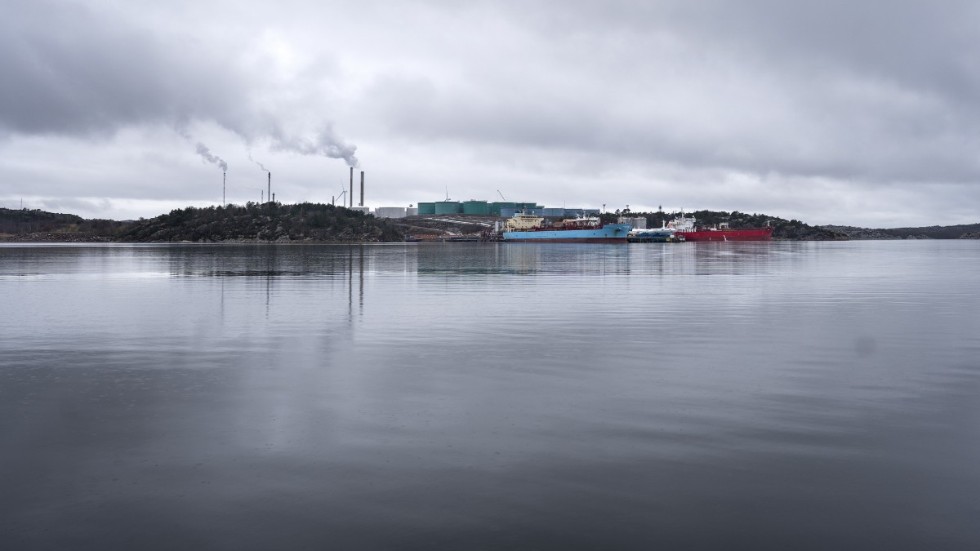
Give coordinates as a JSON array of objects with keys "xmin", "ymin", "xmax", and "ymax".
[{"xmin": 2, "ymin": 241, "xmax": 979, "ymax": 550}]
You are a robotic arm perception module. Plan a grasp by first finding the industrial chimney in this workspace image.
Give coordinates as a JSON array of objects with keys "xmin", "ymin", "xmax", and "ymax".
[
  {"xmin": 222, "ymin": 171, "xmax": 226, "ymax": 206},
  {"xmin": 360, "ymin": 171, "xmax": 365, "ymax": 207},
  {"xmin": 267, "ymin": 172, "xmax": 271, "ymax": 204},
  {"xmin": 349, "ymin": 167, "xmax": 354, "ymax": 208}
]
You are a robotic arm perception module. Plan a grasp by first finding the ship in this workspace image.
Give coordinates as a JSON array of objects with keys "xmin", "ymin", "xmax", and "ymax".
[
  {"xmin": 502, "ymin": 213, "xmax": 631, "ymax": 243},
  {"xmin": 627, "ymin": 228, "xmax": 677, "ymax": 242},
  {"xmin": 668, "ymin": 215, "xmax": 773, "ymax": 242},
  {"xmin": 627, "ymin": 219, "xmax": 679, "ymax": 243}
]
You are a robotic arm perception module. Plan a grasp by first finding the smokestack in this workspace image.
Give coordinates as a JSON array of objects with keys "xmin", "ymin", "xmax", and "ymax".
[
  {"xmin": 267, "ymin": 172, "xmax": 271, "ymax": 204},
  {"xmin": 360, "ymin": 171, "xmax": 364, "ymax": 207},
  {"xmin": 222, "ymin": 171, "xmax": 226, "ymax": 206},
  {"xmin": 349, "ymin": 167, "xmax": 354, "ymax": 208}
]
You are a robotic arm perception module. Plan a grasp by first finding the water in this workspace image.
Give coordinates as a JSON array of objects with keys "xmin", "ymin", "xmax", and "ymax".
[{"xmin": 2, "ymin": 241, "xmax": 979, "ymax": 550}]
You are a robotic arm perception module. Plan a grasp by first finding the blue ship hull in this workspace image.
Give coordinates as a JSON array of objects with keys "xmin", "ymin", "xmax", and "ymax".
[{"xmin": 502, "ymin": 224, "xmax": 630, "ymax": 243}]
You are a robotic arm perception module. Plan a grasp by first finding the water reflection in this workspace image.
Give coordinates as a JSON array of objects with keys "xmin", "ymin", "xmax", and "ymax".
[
  {"xmin": 2, "ymin": 242, "xmax": 979, "ymax": 550},
  {"xmin": 414, "ymin": 242, "xmax": 632, "ymax": 276}
]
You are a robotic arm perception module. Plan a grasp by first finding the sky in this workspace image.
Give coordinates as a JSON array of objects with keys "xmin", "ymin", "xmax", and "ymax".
[{"xmin": 2, "ymin": 0, "xmax": 979, "ymax": 227}]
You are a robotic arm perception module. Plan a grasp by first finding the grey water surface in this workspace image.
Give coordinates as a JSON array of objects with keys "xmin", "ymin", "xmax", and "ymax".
[{"xmin": 2, "ymin": 241, "xmax": 979, "ymax": 550}]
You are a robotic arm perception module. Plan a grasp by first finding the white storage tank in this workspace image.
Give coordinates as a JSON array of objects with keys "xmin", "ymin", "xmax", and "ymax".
[
  {"xmin": 619, "ymin": 216, "xmax": 647, "ymax": 229},
  {"xmin": 375, "ymin": 207, "xmax": 407, "ymax": 218}
]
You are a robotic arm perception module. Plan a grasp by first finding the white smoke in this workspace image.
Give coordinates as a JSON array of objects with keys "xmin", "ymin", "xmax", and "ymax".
[
  {"xmin": 247, "ymin": 151, "xmax": 269, "ymax": 173},
  {"xmin": 195, "ymin": 142, "xmax": 228, "ymax": 172},
  {"xmin": 268, "ymin": 125, "xmax": 359, "ymax": 168}
]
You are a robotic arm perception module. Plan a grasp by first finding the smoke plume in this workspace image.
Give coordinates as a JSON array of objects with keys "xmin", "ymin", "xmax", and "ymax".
[
  {"xmin": 195, "ymin": 143, "xmax": 228, "ymax": 172},
  {"xmin": 248, "ymin": 151, "xmax": 269, "ymax": 173},
  {"xmin": 269, "ymin": 125, "xmax": 359, "ymax": 168}
]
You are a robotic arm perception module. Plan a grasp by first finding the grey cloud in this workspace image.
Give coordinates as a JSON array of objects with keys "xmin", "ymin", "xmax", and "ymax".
[
  {"xmin": 2, "ymin": 0, "xmax": 978, "ymax": 226},
  {"xmin": 0, "ymin": 0, "xmax": 358, "ymax": 166},
  {"xmin": 0, "ymin": 0, "xmax": 243, "ymax": 135},
  {"xmin": 359, "ymin": 0, "xmax": 980, "ymax": 185}
]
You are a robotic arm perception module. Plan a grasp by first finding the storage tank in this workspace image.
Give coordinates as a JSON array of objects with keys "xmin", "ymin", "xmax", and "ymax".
[
  {"xmin": 491, "ymin": 202, "xmax": 516, "ymax": 216},
  {"xmin": 375, "ymin": 207, "xmax": 407, "ymax": 218},
  {"xmin": 434, "ymin": 201, "xmax": 462, "ymax": 215},
  {"xmin": 417, "ymin": 202, "xmax": 436, "ymax": 215},
  {"xmin": 462, "ymin": 200, "xmax": 490, "ymax": 215},
  {"xmin": 619, "ymin": 216, "xmax": 646, "ymax": 229}
]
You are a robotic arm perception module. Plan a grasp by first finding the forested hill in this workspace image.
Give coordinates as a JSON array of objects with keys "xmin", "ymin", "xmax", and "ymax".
[
  {"xmin": 0, "ymin": 207, "xmax": 127, "ymax": 241},
  {"xmin": 822, "ymin": 224, "xmax": 980, "ymax": 239},
  {"xmin": 118, "ymin": 203, "xmax": 404, "ymax": 242}
]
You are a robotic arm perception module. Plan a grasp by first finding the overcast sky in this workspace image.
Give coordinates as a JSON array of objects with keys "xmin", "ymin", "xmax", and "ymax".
[{"xmin": 2, "ymin": 0, "xmax": 979, "ymax": 227}]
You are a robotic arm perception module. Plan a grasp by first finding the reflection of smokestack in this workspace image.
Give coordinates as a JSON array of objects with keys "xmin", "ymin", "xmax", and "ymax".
[
  {"xmin": 348, "ymin": 167, "xmax": 353, "ymax": 208},
  {"xmin": 360, "ymin": 171, "xmax": 364, "ymax": 207},
  {"xmin": 267, "ymin": 172, "xmax": 271, "ymax": 204}
]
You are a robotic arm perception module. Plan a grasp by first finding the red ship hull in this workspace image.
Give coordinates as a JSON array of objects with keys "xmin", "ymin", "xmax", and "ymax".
[{"xmin": 677, "ymin": 227, "xmax": 773, "ymax": 242}]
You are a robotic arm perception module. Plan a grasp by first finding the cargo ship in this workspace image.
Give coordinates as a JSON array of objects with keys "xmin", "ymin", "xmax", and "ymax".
[
  {"xmin": 668, "ymin": 215, "xmax": 773, "ymax": 242},
  {"xmin": 502, "ymin": 213, "xmax": 630, "ymax": 243}
]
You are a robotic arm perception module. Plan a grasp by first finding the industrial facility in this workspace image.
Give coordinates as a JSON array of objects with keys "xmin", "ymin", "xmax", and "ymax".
[
  {"xmin": 325, "ymin": 168, "xmax": 601, "ymax": 220},
  {"xmin": 369, "ymin": 201, "xmax": 600, "ymax": 219}
]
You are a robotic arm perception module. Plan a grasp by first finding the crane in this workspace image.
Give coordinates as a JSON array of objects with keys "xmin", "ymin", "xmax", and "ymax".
[{"xmin": 497, "ymin": 190, "xmax": 506, "ymax": 201}]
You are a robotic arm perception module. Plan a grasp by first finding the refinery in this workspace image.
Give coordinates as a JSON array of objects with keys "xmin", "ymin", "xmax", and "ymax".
[{"xmin": 319, "ymin": 168, "xmax": 771, "ymax": 243}]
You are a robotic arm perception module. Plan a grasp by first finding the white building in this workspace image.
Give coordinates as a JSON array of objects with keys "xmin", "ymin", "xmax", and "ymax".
[{"xmin": 375, "ymin": 207, "xmax": 408, "ymax": 218}]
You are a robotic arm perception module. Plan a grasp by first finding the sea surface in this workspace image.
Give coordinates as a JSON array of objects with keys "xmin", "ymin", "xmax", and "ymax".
[{"xmin": 2, "ymin": 241, "xmax": 979, "ymax": 550}]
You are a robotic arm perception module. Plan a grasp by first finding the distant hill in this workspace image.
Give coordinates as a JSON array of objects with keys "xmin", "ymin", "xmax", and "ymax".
[
  {"xmin": 823, "ymin": 224, "xmax": 980, "ymax": 239},
  {"xmin": 0, "ymin": 207, "xmax": 128, "ymax": 241},
  {"xmin": 118, "ymin": 203, "xmax": 403, "ymax": 242},
  {"xmin": 1, "ymin": 203, "xmax": 404, "ymax": 243}
]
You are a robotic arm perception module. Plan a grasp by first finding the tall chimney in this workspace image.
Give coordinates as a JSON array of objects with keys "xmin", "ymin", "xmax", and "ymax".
[
  {"xmin": 360, "ymin": 171, "xmax": 365, "ymax": 207},
  {"xmin": 349, "ymin": 167, "xmax": 353, "ymax": 208},
  {"xmin": 267, "ymin": 172, "xmax": 271, "ymax": 204},
  {"xmin": 222, "ymin": 171, "xmax": 226, "ymax": 206}
]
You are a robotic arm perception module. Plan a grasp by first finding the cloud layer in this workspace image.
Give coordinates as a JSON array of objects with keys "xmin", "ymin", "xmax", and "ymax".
[{"xmin": 2, "ymin": 0, "xmax": 979, "ymax": 226}]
